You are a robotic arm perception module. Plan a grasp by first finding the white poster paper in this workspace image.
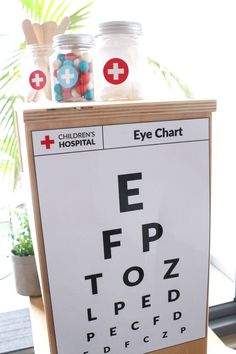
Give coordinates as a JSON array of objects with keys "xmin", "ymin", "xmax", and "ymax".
[{"xmin": 33, "ymin": 118, "xmax": 210, "ymax": 354}]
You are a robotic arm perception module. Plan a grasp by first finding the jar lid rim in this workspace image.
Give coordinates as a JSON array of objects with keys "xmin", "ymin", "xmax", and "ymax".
[
  {"xmin": 53, "ymin": 33, "xmax": 94, "ymax": 47},
  {"xmin": 96, "ymin": 21, "xmax": 142, "ymax": 36}
]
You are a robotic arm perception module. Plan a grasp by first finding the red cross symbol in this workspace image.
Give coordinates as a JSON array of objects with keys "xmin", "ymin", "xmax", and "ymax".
[
  {"xmin": 40, "ymin": 135, "xmax": 55, "ymax": 149},
  {"xmin": 29, "ymin": 70, "xmax": 47, "ymax": 90},
  {"xmin": 103, "ymin": 58, "xmax": 129, "ymax": 85}
]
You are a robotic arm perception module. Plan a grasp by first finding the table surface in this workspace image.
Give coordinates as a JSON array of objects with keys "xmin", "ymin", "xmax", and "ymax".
[{"xmin": 29, "ymin": 296, "xmax": 228, "ymax": 354}]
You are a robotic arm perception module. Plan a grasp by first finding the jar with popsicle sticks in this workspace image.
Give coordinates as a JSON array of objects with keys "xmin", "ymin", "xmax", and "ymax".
[
  {"xmin": 26, "ymin": 44, "xmax": 53, "ymax": 102},
  {"xmin": 22, "ymin": 18, "xmax": 69, "ymax": 102}
]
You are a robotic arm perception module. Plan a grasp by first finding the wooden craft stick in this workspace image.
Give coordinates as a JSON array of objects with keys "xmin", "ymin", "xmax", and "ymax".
[
  {"xmin": 33, "ymin": 90, "xmax": 40, "ymax": 102},
  {"xmin": 33, "ymin": 23, "xmax": 44, "ymax": 45},
  {"xmin": 22, "ymin": 19, "xmax": 38, "ymax": 44},
  {"xmin": 57, "ymin": 17, "xmax": 70, "ymax": 34},
  {"xmin": 27, "ymin": 89, "xmax": 40, "ymax": 103},
  {"xmin": 42, "ymin": 21, "xmax": 57, "ymax": 44}
]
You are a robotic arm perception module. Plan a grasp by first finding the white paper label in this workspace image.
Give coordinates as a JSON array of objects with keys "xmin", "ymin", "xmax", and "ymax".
[{"xmin": 32, "ymin": 125, "xmax": 103, "ymax": 156}]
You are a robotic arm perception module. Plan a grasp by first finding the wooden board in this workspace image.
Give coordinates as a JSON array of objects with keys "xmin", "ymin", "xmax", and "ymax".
[{"xmin": 18, "ymin": 100, "xmax": 216, "ymax": 354}]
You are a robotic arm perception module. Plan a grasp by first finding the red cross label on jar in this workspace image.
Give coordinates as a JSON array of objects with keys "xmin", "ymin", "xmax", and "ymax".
[
  {"xmin": 29, "ymin": 70, "xmax": 47, "ymax": 90},
  {"xmin": 103, "ymin": 58, "xmax": 129, "ymax": 85}
]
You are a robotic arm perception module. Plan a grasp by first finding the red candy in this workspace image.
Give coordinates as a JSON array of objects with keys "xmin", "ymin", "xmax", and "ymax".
[
  {"xmin": 65, "ymin": 53, "xmax": 77, "ymax": 61},
  {"xmin": 62, "ymin": 88, "xmax": 72, "ymax": 98},
  {"xmin": 76, "ymin": 84, "xmax": 87, "ymax": 96},
  {"xmin": 53, "ymin": 69, "xmax": 57, "ymax": 77},
  {"xmin": 79, "ymin": 72, "xmax": 90, "ymax": 85},
  {"xmin": 89, "ymin": 62, "xmax": 93, "ymax": 72}
]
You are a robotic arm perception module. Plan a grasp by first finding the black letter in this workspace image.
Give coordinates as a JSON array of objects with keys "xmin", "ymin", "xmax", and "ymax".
[
  {"xmin": 125, "ymin": 341, "xmax": 130, "ymax": 348},
  {"xmin": 87, "ymin": 333, "xmax": 95, "ymax": 342},
  {"xmin": 173, "ymin": 311, "xmax": 182, "ymax": 320},
  {"xmin": 103, "ymin": 229, "xmax": 122, "ymax": 259},
  {"xmin": 110, "ymin": 327, "xmax": 117, "ymax": 336},
  {"xmin": 168, "ymin": 289, "xmax": 180, "ymax": 302},
  {"xmin": 153, "ymin": 316, "xmax": 160, "ymax": 325},
  {"xmin": 142, "ymin": 294, "xmax": 151, "ymax": 308},
  {"xmin": 104, "ymin": 347, "xmax": 110, "ymax": 353},
  {"xmin": 143, "ymin": 336, "xmax": 149, "ymax": 343},
  {"xmin": 123, "ymin": 266, "xmax": 144, "ymax": 287},
  {"xmin": 85, "ymin": 273, "xmax": 103, "ymax": 295},
  {"xmin": 118, "ymin": 173, "xmax": 143, "ymax": 212},
  {"xmin": 131, "ymin": 321, "xmax": 139, "ymax": 330},
  {"xmin": 142, "ymin": 223, "xmax": 163, "ymax": 252},
  {"xmin": 114, "ymin": 301, "xmax": 125, "ymax": 315},
  {"xmin": 155, "ymin": 128, "xmax": 162, "ymax": 138},
  {"xmin": 87, "ymin": 308, "xmax": 97, "ymax": 321},
  {"xmin": 162, "ymin": 331, "xmax": 168, "ymax": 338},
  {"xmin": 134, "ymin": 130, "xmax": 140, "ymax": 140},
  {"xmin": 164, "ymin": 258, "xmax": 179, "ymax": 279},
  {"xmin": 181, "ymin": 327, "xmax": 186, "ymax": 334}
]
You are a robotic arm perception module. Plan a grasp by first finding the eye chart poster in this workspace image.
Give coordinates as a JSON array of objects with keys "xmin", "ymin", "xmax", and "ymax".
[{"xmin": 32, "ymin": 118, "xmax": 210, "ymax": 354}]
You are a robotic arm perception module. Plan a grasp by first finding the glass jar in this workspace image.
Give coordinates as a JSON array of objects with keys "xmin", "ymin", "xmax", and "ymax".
[
  {"xmin": 94, "ymin": 21, "xmax": 146, "ymax": 101},
  {"xmin": 26, "ymin": 44, "xmax": 53, "ymax": 102},
  {"xmin": 50, "ymin": 34, "xmax": 94, "ymax": 102}
]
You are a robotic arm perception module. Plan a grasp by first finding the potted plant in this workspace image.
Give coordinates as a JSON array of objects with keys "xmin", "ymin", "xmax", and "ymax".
[{"xmin": 8, "ymin": 205, "xmax": 41, "ymax": 296}]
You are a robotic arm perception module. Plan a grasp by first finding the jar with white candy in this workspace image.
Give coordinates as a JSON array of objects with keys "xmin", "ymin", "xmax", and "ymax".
[
  {"xmin": 94, "ymin": 21, "xmax": 146, "ymax": 101},
  {"xmin": 50, "ymin": 33, "xmax": 94, "ymax": 102}
]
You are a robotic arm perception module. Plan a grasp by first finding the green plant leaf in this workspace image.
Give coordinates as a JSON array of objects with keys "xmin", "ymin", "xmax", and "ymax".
[
  {"xmin": 69, "ymin": 1, "xmax": 94, "ymax": 18},
  {"xmin": 43, "ymin": 0, "xmax": 56, "ymax": 21},
  {"xmin": 8, "ymin": 207, "xmax": 34, "ymax": 256},
  {"xmin": 18, "ymin": 0, "xmax": 35, "ymax": 18},
  {"xmin": 147, "ymin": 57, "xmax": 194, "ymax": 99},
  {"xmin": 49, "ymin": 1, "xmax": 70, "ymax": 22},
  {"xmin": 69, "ymin": 12, "xmax": 91, "ymax": 28},
  {"xmin": 69, "ymin": 2, "xmax": 93, "ymax": 28}
]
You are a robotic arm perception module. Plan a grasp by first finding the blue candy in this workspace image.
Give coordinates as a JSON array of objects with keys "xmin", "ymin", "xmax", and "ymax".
[
  {"xmin": 57, "ymin": 53, "xmax": 65, "ymax": 62},
  {"xmin": 64, "ymin": 60, "xmax": 73, "ymax": 66},
  {"xmin": 78, "ymin": 60, "xmax": 89, "ymax": 73},
  {"xmin": 84, "ymin": 89, "xmax": 94, "ymax": 100},
  {"xmin": 54, "ymin": 83, "xmax": 62, "ymax": 94},
  {"xmin": 55, "ymin": 93, "xmax": 62, "ymax": 102}
]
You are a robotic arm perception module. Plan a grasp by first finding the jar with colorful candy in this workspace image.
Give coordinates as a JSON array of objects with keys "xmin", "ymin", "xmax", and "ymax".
[
  {"xmin": 50, "ymin": 33, "xmax": 94, "ymax": 102},
  {"xmin": 94, "ymin": 21, "xmax": 146, "ymax": 101}
]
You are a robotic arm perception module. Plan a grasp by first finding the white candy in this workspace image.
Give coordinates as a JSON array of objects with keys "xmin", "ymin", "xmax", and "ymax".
[
  {"xmin": 88, "ymin": 72, "xmax": 93, "ymax": 85},
  {"xmin": 53, "ymin": 59, "xmax": 62, "ymax": 69},
  {"xmin": 71, "ymin": 88, "xmax": 80, "ymax": 98},
  {"xmin": 86, "ymin": 81, "xmax": 93, "ymax": 90},
  {"xmin": 80, "ymin": 52, "xmax": 91, "ymax": 63},
  {"xmin": 73, "ymin": 58, "xmax": 80, "ymax": 67}
]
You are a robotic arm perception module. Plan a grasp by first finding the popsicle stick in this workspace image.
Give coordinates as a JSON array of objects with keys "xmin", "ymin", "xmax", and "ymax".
[
  {"xmin": 57, "ymin": 17, "xmax": 70, "ymax": 34},
  {"xmin": 43, "ymin": 81, "xmax": 52, "ymax": 100},
  {"xmin": 33, "ymin": 23, "xmax": 44, "ymax": 45},
  {"xmin": 33, "ymin": 91, "xmax": 40, "ymax": 102},
  {"xmin": 42, "ymin": 21, "xmax": 57, "ymax": 44},
  {"xmin": 22, "ymin": 19, "xmax": 38, "ymax": 44},
  {"xmin": 27, "ymin": 89, "xmax": 40, "ymax": 103}
]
